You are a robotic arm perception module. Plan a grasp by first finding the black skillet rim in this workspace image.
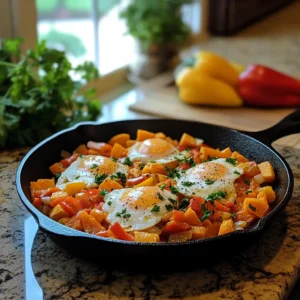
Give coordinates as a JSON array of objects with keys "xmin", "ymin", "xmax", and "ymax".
[{"xmin": 16, "ymin": 119, "xmax": 294, "ymax": 248}]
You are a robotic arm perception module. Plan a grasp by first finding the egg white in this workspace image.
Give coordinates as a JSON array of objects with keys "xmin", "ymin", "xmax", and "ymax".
[
  {"xmin": 175, "ymin": 158, "xmax": 243, "ymax": 202},
  {"xmin": 56, "ymin": 155, "xmax": 128, "ymax": 190},
  {"xmin": 102, "ymin": 187, "xmax": 178, "ymax": 231}
]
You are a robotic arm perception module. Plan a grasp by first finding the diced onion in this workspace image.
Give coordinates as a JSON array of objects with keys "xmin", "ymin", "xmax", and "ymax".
[
  {"xmin": 61, "ymin": 150, "xmax": 71, "ymax": 159},
  {"xmin": 41, "ymin": 196, "xmax": 51, "ymax": 205},
  {"xmin": 235, "ymin": 221, "xmax": 247, "ymax": 228},
  {"xmin": 254, "ymin": 174, "xmax": 265, "ymax": 184},
  {"xmin": 195, "ymin": 138, "xmax": 204, "ymax": 146}
]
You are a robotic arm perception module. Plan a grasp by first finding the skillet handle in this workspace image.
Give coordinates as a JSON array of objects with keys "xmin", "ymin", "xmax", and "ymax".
[{"xmin": 245, "ymin": 109, "xmax": 300, "ymax": 145}]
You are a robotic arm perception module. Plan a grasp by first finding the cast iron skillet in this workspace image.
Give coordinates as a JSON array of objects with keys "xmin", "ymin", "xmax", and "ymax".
[{"xmin": 16, "ymin": 110, "xmax": 300, "ymax": 264}]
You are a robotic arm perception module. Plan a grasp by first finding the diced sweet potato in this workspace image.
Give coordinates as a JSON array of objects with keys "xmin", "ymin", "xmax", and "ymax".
[
  {"xmin": 169, "ymin": 230, "xmax": 192, "ymax": 242},
  {"xmin": 258, "ymin": 161, "xmax": 275, "ymax": 183},
  {"xmin": 78, "ymin": 210, "xmax": 104, "ymax": 234},
  {"xmin": 50, "ymin": 191, "xmax": 68, "ymax": 200},
  {"xmin": 221, "ymin": 147, "xmax": 232, "ymax": 157},
  {"xmin": 108, "ymin": 133, "xmax": 130, "ymax": 147},
  {"xmin": 49, "ymin": 163, "xmax": 65, "ymax": 175},
  {"xmin": 30, "ymin": 179, "xmax": 55, "ymax": 196},
  {"xmin": 204, "ymin": 222, "xmax": 221, "ymax": 238},
  {"xmin": 65, "ymin": 217, "xmax": 84, "ymax": 231},
  {"xmin": 157, "ymin": 174, "xmax": 168, "ymax": 182},
  {"xmin": 134, "ymin": 231, "xmax": 160, "ymax": 243},
  {"xmin": 136, "ymin": 129, "xmax": 155, "ymax": 141},
  {"xmin": 218, "ymin": 219, "xmax": 235, "ymax": 236},
  {"xmin": 200, "ymin": 147, "xmax": 225, "ymax": 160},
  {"xmin": 155, "ymin": 132, "xmax": 166, "ymax": 139},
  {"xmin": 99, "ymin": 178, "xmax": 123, "ymax": 192},
  {"xmin": 110, "ymin": 143, "xmax": 126, "ymax": 159},
  {"xmin": 243, "ymin": 192, "xmax": 269, "ymax": 218},
  {"xmin": 64, "ymin": 182, "xmax": 86, "ymax": 196},
  {"xmin": 87, "ymin": 142, "xmax": 112, "ymax": 156},
  {"xmin": 231, "ymin": 151, "xmax": 248, "ymax": 163},
  {"xmin": 259, "ymin": 186, "xmax": 276, "ymax": 203},
  {"xmin": 74, "ymin": 144, "xmax": 89, "ymax": 155},
  {"xmin": 162, "ymin": 220, "xmax": 191, "ymax": 235},
  {"xmin": 50, "ymin": 204, "xmax": 69, "ymax": 221},
  {"xmin": 191, "ymin": 226, "xmax": 207, "ymax": 240},
  {"xmin": 184, "ymin": 207, "xmax": 201, "ymax": 226},
  {"xmin": 179, "ymin": 133, "xmax": 196, "ymax": 148},
  {"xmin": 134, "ymin": 177, "xmax": 154, "ymax": 188},
  {"xmin": 142, "ymin": 163, "xmax": 167, "ymax": 175},
  {"xmin": 126, "ymin": 140, "xmax": 136, "ymax": 148},
  {"xmin": 90, "ymin": 208, "xmax": 108, "ymax": 224}
]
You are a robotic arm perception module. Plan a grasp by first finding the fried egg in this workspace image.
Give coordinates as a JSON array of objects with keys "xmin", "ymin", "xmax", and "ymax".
[
  {"xmin": 102, "ymin": 186, "xmax": 177, "ymax": 231},
  {"xmin": 175, "ymin": 158, "xmax": 243, "ymax": 202},
  {"xmin": 127, "ymin": 138, "xmax": 187, "ymax": 165},
  {"xmin": 56, "ymin": 155, "xmax": 128, "ymax": 189}
]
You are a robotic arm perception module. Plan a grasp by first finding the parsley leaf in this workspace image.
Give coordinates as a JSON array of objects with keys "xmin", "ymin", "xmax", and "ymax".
[
  {"xmin": 226, "ymin": 158, "xmax": 237, "ymax": 165},
  {"xmin": 111, "ymin": 157, "xmax": 117, "ymax": 162},
  {"xmin": 179, "ymin": 198, "xmax": 190, "ymax": 210},
  {"xmin": 207, "ymin": 191, "xmax": 227, "ymax": 201},
  {"xmin": 165, "ymin": 167, "xmax": 181, "ymax": 179},
  {"xmin": 91, "ymin": 164, "xmax": 98, "ymax": 169},
  {"xmin": 55, "ymin": 172, "xmax": 61, "ymax": 179},
  {"xmin": 157, "ymin": 192, "xmax": 164, "ymax": 200},
  {"xmin": 165, "ymin": 204, "xmax": 173, "ymax": 211},
  {"xmin": 100, "ymin": 189, "xmax": 108, "ymax": 197},
  {"xmin": 244, "ymin": 178, "xmax": 250, "ymax": 185},
  {"xmin": 123, "ymin": 157, "xmax": 133, "ymax": 166},
  {"xmin": 234, "ymin": 170, "xmax": 241, "ymax": 175},
  {"xmin": 168, "ymin": 197, "xmax": 178, "ymax": 205},
  {"xmin": 110, "ymin": 172, "xmax": 126, "ymax": 186},
  {"xmin": 116, "ymin": 208, "xmax": 131, "ymax": 219},
  {"xmin": 248, "ymin": 204, "xmax": 256, "ymax": 211},
  {"xmin": 160, "ymin": 183, "xmax": 166, "ymax": 190},
  {"xmin": 95, "ymin": 174, "xmax": 108, "ymax": 184},
  {"xmin": 151, "ymin": 205, "xmax": 160, "ymax": 212},
  {"xmin": 138, "ymin": 163, "xmax": 145, "ymax": 170},
  {"xmin": 204, "ymin": 179, "xmax": 215, "ymax": 185},
  {"xmin": 107, "ymin": 200, "xmax": 112, "ymax": 206},
  {"xmin": 181, "ymin": 181, "xmax": 195, "ymax": 187},
  {"xmin": 201, "ymin": 210, "xmax": 211, "ymax": 222},
  {"xmin": 246, "ymin": 189, "xmax": 252, "ymax": 194},
  {"xmin": 169, "ymin": 185, "xmax": 179, "ymax": 195},
  {"xmin": 75, "ymin": 175, "xmax": 80, "ymax": 179}
]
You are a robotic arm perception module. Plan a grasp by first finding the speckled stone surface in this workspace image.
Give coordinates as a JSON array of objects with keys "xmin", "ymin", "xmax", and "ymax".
[{"xmin": 0, "ymin": 144, "xmax": 300, "ymax": 300}]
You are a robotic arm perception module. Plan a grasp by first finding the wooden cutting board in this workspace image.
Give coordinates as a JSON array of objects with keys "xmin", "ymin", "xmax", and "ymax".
[{"xmin": 130, "ymin": 74, "xmax": 294, "ymax": 132}]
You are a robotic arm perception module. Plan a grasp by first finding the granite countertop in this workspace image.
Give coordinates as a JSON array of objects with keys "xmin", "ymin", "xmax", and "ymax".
[{"xmin": 1, "ymin": 3, "xmax": 300, "ymax": 300}]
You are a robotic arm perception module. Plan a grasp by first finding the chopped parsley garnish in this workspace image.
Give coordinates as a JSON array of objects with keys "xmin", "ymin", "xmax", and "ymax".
[
  {"xmin": 202, "ymin": 156, "xmax": 218, "ymax": 163},
  {"xmin": 169, "ymin": 185, "xmax": 179, "ymax": 195},
  {"xmin": 95, "ymin": 174, "xmax": 108, "ymax": 184},
  {"xmin": 201, "ymin": 210, "xmax": 211, "ymax": 222},
  {"xmin": 231, "ymin": 213, "xmax": 236, "ymax": 220},
  {"xmin": 79, "ymin": 154, "xmax": 83, "ymax": 158},
  {"xmin": 248, "ymin": 204, "xmax": 256, "ymax": 211},
  {"xmin": 226, "ymin": 158, "xmax": 237, "ymax": 165},
  {"xmin": 168, "ymin": 197, "xmax": 178, "ymax": 205},
  {"xmin": 116, "ymin": 208, "xmax": 131, "ymax": 219},
  {"xmin": 165, "ymin": 204, "xmax": 173, "ymax": 211},
  {"xmin": 151, "ymin": 205, "xmax": 160, "ymax": 213},
  {"xmin": 166, "ymin": 167, "xmax": 181, "ymax": 179},
  {"xmin": 110, "ymin": 172, "xmax": 126, "ymax": 186},
  {"xmin": 91, "ymin": 164, "xmax": 98, "ymax": 169},
  {"xmin": 246, "ymin": 189, "xmax": 252, "ymax": 194},
  {"xmin": 207, "ymin": 191, "xmax": 227, "ymax": 202},
  {"xmin": 182, "ymin": 181, "xmax": 195, "ymax": 187},
  {"xmin": 205, "ymin": 179, "xmax": 215, "ymax": 185},
  {"xmin": 157, "ymin": 192, "xmax": 164, "ymax": 201},
  {"xmin": 138, "ymin": 162, "xmax": 145, "ymax": 170},
  {"xmin": 111, "ymin": 157, "xmax": 117, "ymax": 162},
  {"xmin": 55, "ymin": 172, "xmax": 61, "ymax": 179},
  {"xmin": 150, "ymin": 160, "xmax": 156, "ymax": 163},
  {"xmin": 100, "ymin": 189, "xmax": 108, "ymax": 197},
  {"xmin": 179, "ymin": 198, "xmax": 190, "ymax": 210},
  {"xmin": 107, "ymin": 200, "xmax": 112, "ymax": 206},
  {"xmin": 244, "ymin": 178, "xmax": 250, "ymax": 185},
  {"xmin": 234, "ymin": 170, "xmax": 241, "ymax": 175},
  {"xmin": 123, "ymin": 157, "xmax": 133, "ymax": 166},
  {"xmin": 160, "ymin": 183, "xmax": 166, "ymax": 190},
  {"xmin": 75, "ymin": 175, "xmax": 80, "ymax": 179},
  {"xmin": 176, "ymin": 156, "xmax": 196, "ymax": 167}
]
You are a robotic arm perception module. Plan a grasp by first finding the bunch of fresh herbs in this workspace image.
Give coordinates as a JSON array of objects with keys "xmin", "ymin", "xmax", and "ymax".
[{"xmin": 0, "ymin": 38, "xmax": 101, "ymax": 148}]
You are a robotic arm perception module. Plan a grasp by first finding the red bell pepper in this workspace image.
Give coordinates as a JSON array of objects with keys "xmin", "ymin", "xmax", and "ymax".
[{"xmin": 239, "ymin": 65, "xmax": 300, "ymax": 107}]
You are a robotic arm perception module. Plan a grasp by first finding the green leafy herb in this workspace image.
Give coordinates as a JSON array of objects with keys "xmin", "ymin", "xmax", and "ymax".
[
  {"xmin": 202, "ymin": 156, "xmax": 218, "ymax": 163},
  {"xmin": 149, "ymin": 160, "xmax": 156, "ymax": 163},
  {"xmin": 55, "ymin": 172, "xmax": 61, "ymax": 179},
  {"xmin": 116, "ymin": 208, "xmax": 131, "ymax": 219},
  {"xmin": 226, "ymin": 158, "xmax": 237, "ymax": 165},
  {"xmin": 244, "ymin": 178, "xmax": 250, "ymax": 185},
  {"xmin": 111, "ymin": 157, "xmax": 117, "ymax": 162},
  {"xmin": 100, "ymin": 189, "xmax": 108, "ymax": 197},
  {"xmin": 181, "ymin": 181, "xmax": 195, "ymax": 187},
  {"xmin": 176, "ymin": 156, "xmax": 196, "ymax": 167},
  {"xmin": 107, "ymin": 200, "xmax": 112, "ymax": 206},
  {"xmin": 123, "ymin": 157, "xmax": 133, "ymax": 166},
  {"xmin": 157, "ymin": 192, "xmax": 164, "ymax": 201},
  {"xmin": 207, "ymin": 191, "xmax": 227, "ymax": 202},
  {"xmin": 166, "ymin": 167, "xmax": 181, "ymax": 179},
  {"xmin": 168, "ymin": 197, "xmax": 178, "ymax": 205},
  {"xmin": 248, "ymin": 204, "xmax": 256, "ymax": 211},
  {"xmin": 231, "ymin": 213, "xmax": 236, "ymax": 220},
  {"xmin": 110, "ymin": 172, "xmax": 127, "ymax": 186},
  {"xmin": 165, "ymin": 204, "xmax": 173, "ymax": 211},
  {"xmin": 205, "ymin": 179, "xmax": 215, "ymax": 185},
  {"xmin": 179, "ymin": 198, "xmax": 190, "ymax": 210},
  {"xmin": 91, "ymin": 164, "xmax": 98, "ymax": 169},
  {"xmin": 246, "ymin": 189, "xmax": 252, "ymax": 194},
  {"xmin": 138, "ymin": 162, "xmax": 145, "ymax": 170},
  {"xmin": 0, "ymin": 38, "xmax": 101, "ymax": 148},
  {"xmin": 95, "ymin": 174, "xmax": 108, "ymax": 184},
  {"xmin": 169, "ymin": 185, "xmax": 179, "ymax": 195},
  {"xmin": 151, "ymin": 204, "xmax": 160, "ymax": 213},
  {"xmin": 160, "ymin": 183, "xmax": 166, "ymax": 190},
  {"xmin": 75, "ymin": 175, "xmax": 80, "ymax": 180},
  {"xmin": 234, "ymin": 170, "xmax": 241, "ymax": 175},
  {"xmin": 201, "ymin": 210, "xmax": 211, "ymax": 222}
]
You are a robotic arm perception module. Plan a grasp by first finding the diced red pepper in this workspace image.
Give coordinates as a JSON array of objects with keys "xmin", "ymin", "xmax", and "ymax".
[
  {"xmin": 33, "ymin": 198, "xmax": 42, "ymax": 209},
  {"xmin": 60, "ymin": 202, "xmax": 75, "ymax": 217},
  {"xmin": 161, "ymin": 220, "xmax": 191, "ymax": 235},
  {"xmin": 109, "ymin": 222, "xmax": 134, "ymax": 241},
  {"xmin": 60, "ymin": 153, "xmax": 79, "ymax": 168}
]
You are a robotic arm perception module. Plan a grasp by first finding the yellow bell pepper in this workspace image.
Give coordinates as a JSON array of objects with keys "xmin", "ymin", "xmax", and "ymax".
[
  {"xmin": 194, "ymin": 51, "xmax": 239, "ymax": 87},
  {"xmin": 176, "ymin": 67, "xmax": 242, "ymax": 107}
]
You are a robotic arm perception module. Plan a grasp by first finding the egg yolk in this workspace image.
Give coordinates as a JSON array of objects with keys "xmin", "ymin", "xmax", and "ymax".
[
  {"xmin": 120, "ymin": 187, "xmax": 162, "ymax": 209},
  {"xmin": 192, "ymin": 162, "xmax": 228, "ymax": 180},
  {"xmin": 79, "ymin": 156, "xmax": 117, "ymax": 174},
  {"xmin": 137, "ymin": 138, "xmax": 175, "ymax": 157}
]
